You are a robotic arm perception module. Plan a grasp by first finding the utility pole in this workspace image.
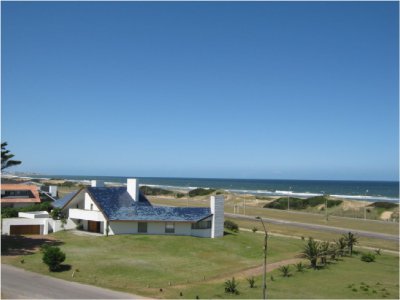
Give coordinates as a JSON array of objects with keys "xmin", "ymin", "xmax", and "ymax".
[
  {"xmin": 256, "ymin": 216, "xmax": 268, "ymax": 300},
  {"xmin": 243, "ymin": 199, "xmax": 246, "ymax": 215},
  {"xmin": 364, "ymin": 190, "xmax": 368, "ymax": 220}
]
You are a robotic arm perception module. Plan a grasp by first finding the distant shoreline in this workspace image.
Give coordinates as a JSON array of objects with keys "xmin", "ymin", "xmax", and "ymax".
[{"xmin": 2, "ymin": 173, "xmax": 399, "ymax": 203}]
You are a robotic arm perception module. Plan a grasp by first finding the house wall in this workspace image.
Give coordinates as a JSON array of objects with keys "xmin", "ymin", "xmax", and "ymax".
[
  {"xmin": 108, "ymin": 221, "xmax": 194, "ymax": 236},
  {"xmin": 84, "ymin": 193, "xmax": 100, "ymax": 211}
]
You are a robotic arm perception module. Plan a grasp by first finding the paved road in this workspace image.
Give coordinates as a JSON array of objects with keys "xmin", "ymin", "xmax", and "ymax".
[
  {"xmin": 226, "ymin": 213, "xmax": 400, "ymax": 242},
  {"xmin": 1, "ymin": 264, "xmax": 145, "ymax": 299}
]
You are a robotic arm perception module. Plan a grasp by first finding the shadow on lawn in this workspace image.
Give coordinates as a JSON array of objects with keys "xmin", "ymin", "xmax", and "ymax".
[{"xmin": 1, "ymin": 235, "xmax": 64, "ymax": 256}]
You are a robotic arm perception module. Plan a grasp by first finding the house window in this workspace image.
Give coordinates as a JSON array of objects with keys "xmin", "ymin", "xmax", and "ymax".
[
  {"xmin": 138, "ymin": 222, "xmax": 147, "ymax": 233},
  {"xmin": 191, "ymin": 220, "xmax": 212, "ymax": 229},
  {"xmin": 165, "ymin": 222, "xmax": 175, "ymax": 233},
  {"xmin": 90, "ymin": 204, "xmax": 93, "ymax": 210},
  {"xmin": 76, "ymin": 204, "xmax": 79, "ymax": 209}
]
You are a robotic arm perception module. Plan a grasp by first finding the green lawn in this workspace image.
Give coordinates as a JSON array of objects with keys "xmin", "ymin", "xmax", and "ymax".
[
  {"xmin": 2, "ymin": 231, "xmax": 304, "ymax": 297},
  {"xmin": 164, "ymin": 254, "xmax": 399, "ymax": 299},
  {"xmin": 2, "ymin": 230, "xmax": 398, "ymax": 299}
]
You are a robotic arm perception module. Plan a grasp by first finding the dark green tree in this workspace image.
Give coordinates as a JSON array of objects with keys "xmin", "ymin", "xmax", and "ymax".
[
  {"xmin": 343, "ymin": 232, "xmax": 358, "ymax": 256},
  {"xmin": 42, "ymin": 246, "xmax": 66, "ymax": 271},
  {"xmin": 1, "ymin": 142, "xmax": 21, "ymax": 170}
]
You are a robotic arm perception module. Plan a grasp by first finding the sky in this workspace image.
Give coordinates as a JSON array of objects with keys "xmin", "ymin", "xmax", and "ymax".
[{"xmin": 1, "ymin": 1, "xmax": 399, "ymax": 181}]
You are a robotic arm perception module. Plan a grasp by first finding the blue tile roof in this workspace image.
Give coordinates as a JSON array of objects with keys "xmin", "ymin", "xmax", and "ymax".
[
  {"xmin": 87, "ymin": 187, "xmax": 211, "ymax": 222},
  {"xmin": 53, "ymin": 190, "xmax": 79, "ymax": 208}
]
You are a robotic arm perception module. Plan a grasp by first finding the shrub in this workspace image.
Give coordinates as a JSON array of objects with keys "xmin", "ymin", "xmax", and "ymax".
[
  {"xmin": 76, "ymin": 224, "xmax": 84, "ymax": 230},
  {"xmin": 368, "ymin": 202, "xmax": 398, "ymax": 209},
  {"xmin": 1, "ymin": 207, "xmax": 18, "ymax": 218},
  {"xmin": 361, "ymin": 253, "xmax": 376, "ymax": 263},
  {"xmin": 279, "ymin": 265, "xmax": 291, "ymax": 277},
  {"xmin": 224, "ymin": 277, "xmax": 239, "ymax": 294},
  {"xmin": 42, "ymin": 246, "xmax": 66, "ymax": 271},
  {"xmin": 189, "ymin": 188, "xmax": 216, "ymax": 197},
  {"xmin": 140, "ymin": 186, "xmax": 173, "ymax": 196},
  {"xmin": 224, "ymin": 220, "xmax": 239, "ymax": 232},
  {"xmin": 295, "ymin": 262, "xmax": 305, "ymax": 272},
  {"xmin": 252, "ymin": 227, "xmax": 258, "ymax": 233},
  {"xmin": 176, "ymin": 193, "xmax": 185, "ymax": 198},
  {"xmin": 263, "ymin": 196, "xmax": 342, "ymax": 210},
  {"xmin": 50, "ymin": 208, "xmax": 65, "ymax": 220},
  {"xmin": 247, "ymin": 276, "xmax": 255, "ymax": 288}
]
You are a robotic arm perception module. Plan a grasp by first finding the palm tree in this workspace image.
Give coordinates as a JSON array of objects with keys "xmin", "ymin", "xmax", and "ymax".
[
  {"xmin": 343, "ymin": 232, "xmax": 358, "ymax": 256},
  {"xmin": 1, "ymin": 142, "xmax": 21, "ymax": 170},
  {"xmin": 301, "ymin": 237, "xmax": 320, "ymax": 269},
  {"xmin": 319, "ymin": 241, "xmax": 330, "ymax": 265},
  {"xmin": 336, "ymin": 237, "xmax": 347, "ymax": 257}
]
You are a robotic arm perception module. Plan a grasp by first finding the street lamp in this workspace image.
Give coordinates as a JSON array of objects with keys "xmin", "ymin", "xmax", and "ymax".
[{"xmin": 256, "ymin": 216, "xmax": 268, "ymax": 299}]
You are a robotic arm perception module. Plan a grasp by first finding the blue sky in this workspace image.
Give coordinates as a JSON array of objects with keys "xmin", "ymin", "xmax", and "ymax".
[{"xmin": 2, "ymin": 2, "xmax": 399, "ymax": 181}]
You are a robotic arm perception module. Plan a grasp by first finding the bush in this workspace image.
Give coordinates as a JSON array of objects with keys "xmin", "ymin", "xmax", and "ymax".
[
  {"xmin": 188, "ymin": 188, "xmax": 216, "ymax": 197},
  {"xmin": 252, "ymin": 227, "xmax": 258, "ymax": 233},
  {"xmin": 368, "ymin": 202, "xmax": 398, "ymax": 209},
  {"xmin": 361, "ymin": 253, "xmax": 376, "ymax": 263},
  {"xmin": 140, "ymin": 186, "xmax": 174, "ymax": 196},
  {"xmin": 295, "ymin": 262, "xmax": 305, "ymax": 272},
  {"xmin": 176, "ymin": 193, "xmax": 185, "ymax": 198},
  {"xmin": 224, "ymin": 277, "xmax": 239, "ymax": 294},
  {"xmin": 279, "ymin": 265, "xmax": 291, "ymax": 277},
  {"xmin": 76, "ymin": 224, "xmax": 84, "ymax": 230},
  {"xmin": 1, "ymin": 208, "xmax": 18, "ymax": 218},
  {"xmin": 247, "ymin": 276, "xmax": 256, "ymax": 288},
  {"xmin": 263, "ymin": 196, "xmax": 342, "ymax": 210},
  {"xmin": 42, "ymin": 246, "xmax": 66, "ymax": 271},
  {"xmin": 224, "ymin": 220, "xmax": 239, "ymax": 232},
  {"xmin": 50, "ymin": 208, "xmax": 64, "ymax": 220}
]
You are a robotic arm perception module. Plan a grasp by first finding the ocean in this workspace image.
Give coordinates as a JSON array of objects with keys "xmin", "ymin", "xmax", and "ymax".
[{"xmin": 27, "ymin": 175, "xmax": 399, "ymax": 203}]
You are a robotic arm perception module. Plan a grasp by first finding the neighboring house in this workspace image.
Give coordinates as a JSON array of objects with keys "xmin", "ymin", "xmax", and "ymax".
[
  {"xmin": 2, "ymin": 178, "xmax": 225, "ymax": 238},
  {"xmin": 1, "ymin": 184, "xmax": 41, "ymax": 208}
]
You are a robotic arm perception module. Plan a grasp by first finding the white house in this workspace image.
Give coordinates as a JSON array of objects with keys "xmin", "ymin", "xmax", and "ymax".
[{"xmin": 2, "ymin": 178, "xmax": 225, "ymax": 238}]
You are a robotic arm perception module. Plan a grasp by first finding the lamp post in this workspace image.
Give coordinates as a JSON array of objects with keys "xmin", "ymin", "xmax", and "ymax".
[{"xmin": 256, "ymin": 216, "xmax": 268, "ymax": 300}]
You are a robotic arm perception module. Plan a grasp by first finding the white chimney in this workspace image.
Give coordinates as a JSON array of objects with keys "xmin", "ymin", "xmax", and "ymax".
[
  {"xmin": 49, "ymin": 186, "xmax": 58, "ymax": 197},
  {"xmin": 210, "ymin": 195, "xmax": 224, "ymax": 238},
  {"xmin": 127, "ymin": 178, "xmax": 139, "ymax": 202},
  {"xmin": 91, "ymin": 180, "xmax": 104, "ymax": 187}
]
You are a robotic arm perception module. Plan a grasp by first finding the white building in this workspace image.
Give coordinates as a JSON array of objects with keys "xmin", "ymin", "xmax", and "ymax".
[{"xmin": 2, "ymin": 178, "xmax": 225, "ymax": 238}]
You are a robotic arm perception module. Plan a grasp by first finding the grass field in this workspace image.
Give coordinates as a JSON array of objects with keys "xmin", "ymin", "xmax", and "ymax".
[
  {"xmin": 2, "ymin": 230, "xmax": 398, "ymax": 299},
  {"xmin": 163, "ymin": 254, "xmax": 399, "ymax": 299}
]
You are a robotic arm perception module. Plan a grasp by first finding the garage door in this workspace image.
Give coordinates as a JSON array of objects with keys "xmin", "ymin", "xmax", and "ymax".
[{"xmin": 10, "ymin": 225, "xmax": 41, "ymax": 235}]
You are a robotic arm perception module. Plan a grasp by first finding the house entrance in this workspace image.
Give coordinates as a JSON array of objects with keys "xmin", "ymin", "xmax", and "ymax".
[{"xmin": 88, "ymin": 221, "xmax": 101, "ymax": 233}]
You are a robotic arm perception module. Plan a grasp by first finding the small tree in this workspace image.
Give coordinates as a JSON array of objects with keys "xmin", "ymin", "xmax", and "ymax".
[
  {"xmin": 42, "ymin": 246, "xmax": 66, "ymax": 271},
  {"xmin": 247, "ymin": 276, "xmax": 256, "ymax": 288},
  {"xmin": 224, "ymin": 277, "xmax": 239, "ymax": 294},
  {"xmin": 301, "ymin": 238, "xmax": 320, "ymax": 269},
  {"xmin": 343, "ymin": 232, "xmax": 358, "ymax": 256},
  {"xmin": 279, "ymin": 265, "xmax": 291, "ymax": 277}
]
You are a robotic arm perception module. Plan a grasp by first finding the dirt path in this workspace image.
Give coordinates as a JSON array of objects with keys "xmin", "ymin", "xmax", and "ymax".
[{"xmin": 171, "ymin": 257, "xmax": 303, "ymax": 289}]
